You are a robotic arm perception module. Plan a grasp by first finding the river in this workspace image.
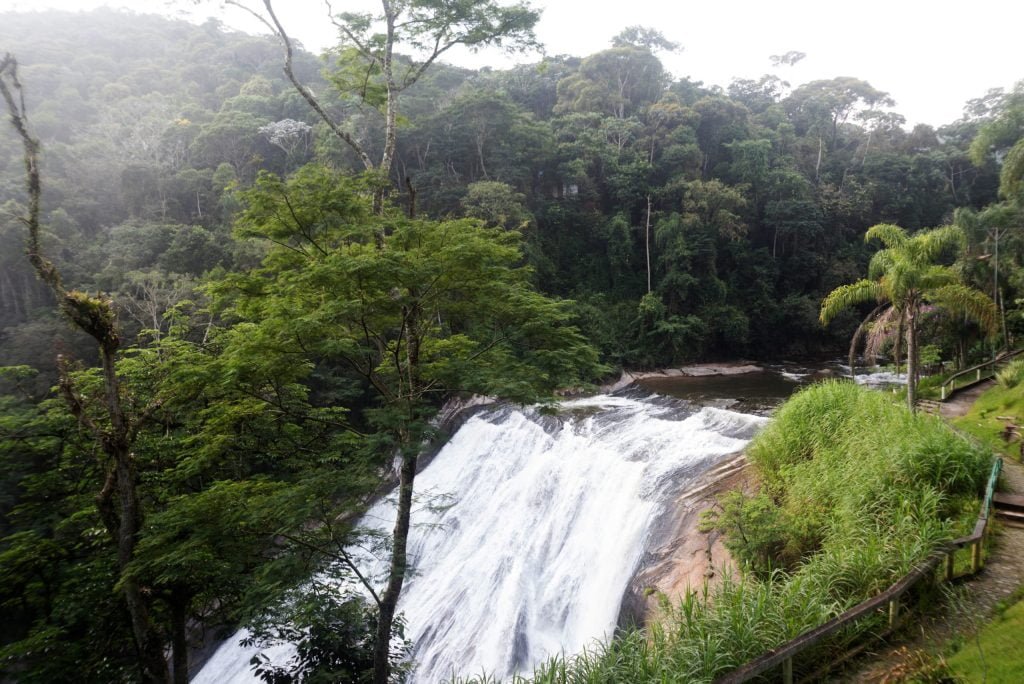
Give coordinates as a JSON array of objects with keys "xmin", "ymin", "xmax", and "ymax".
[{"xmin": 193, "ymin": 364, "xmax": 895, "ymax": 682}]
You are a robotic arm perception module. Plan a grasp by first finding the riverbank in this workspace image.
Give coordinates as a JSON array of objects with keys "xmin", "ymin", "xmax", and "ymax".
[{"xmin": 602, "ymin": 362, "xmax": 765, "ymax": 394}]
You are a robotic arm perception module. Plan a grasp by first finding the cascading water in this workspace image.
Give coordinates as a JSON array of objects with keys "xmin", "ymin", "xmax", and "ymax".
[{"xmin": 194, "ymin": 393, "xmax": 767, "ymax": 683}]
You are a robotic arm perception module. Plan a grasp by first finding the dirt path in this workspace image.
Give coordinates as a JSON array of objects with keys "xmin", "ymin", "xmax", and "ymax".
[
  {"xmin": 839, "ymin": 382, "xmax": 1024, "ymax": 682},
  {"xmin": 939, "ymin": 379, "xmax": 996, "ymax": 420}
]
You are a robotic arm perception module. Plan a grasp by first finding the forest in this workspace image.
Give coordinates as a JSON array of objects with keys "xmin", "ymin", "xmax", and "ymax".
[{"xmin": 1, "ymin": 4, "xmax": 1023, "ymax": 683}]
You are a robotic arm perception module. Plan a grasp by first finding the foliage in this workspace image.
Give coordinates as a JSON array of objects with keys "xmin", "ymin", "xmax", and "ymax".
[
  {"xmin": 214, "ymin": 163, "xmax": 601, "ymax": 683},
  {"xmin": 699, "ymin": 490, "xmax": 785, "ymax": 576},
  {"xmin": 0, "ymin": 7, "xmax": 1009, "ymax": 371},
  {"xmin": 996, "ymin": 357, "xmax": 1024, "ymax": 388},
  {"xmin": 244, "ymin": 580, "xmax": 410, "ymax": 684},
  {"xmin": 2, "ymin": 6, "xmax": 1023, "ymax": 681},
  {"xmin": 820, "ymin": 223, "xmax": 996, "ymax": 408}
]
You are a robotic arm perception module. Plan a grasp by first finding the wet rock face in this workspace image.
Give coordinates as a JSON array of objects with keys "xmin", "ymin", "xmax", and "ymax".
[{"xmin": 621, "ymin": 454, "xmax": 752, "ymax": 629}]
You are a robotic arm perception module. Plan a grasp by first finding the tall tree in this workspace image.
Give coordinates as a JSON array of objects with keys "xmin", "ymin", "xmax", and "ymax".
[
  {"xmin": 555, "ymin": 46, "xmax": 667, "ymax": 119},
  {"xmin": 784, "ymin": 77, "xmax": 893, "ymax": 182},
  {"xmin": 820, "ymin": 223, "xmax": 996, "ymax": 410},
  {"xmin": 969, "ymin": 81, "xmax": 1024, "ymax": 199},
  {"xmin": 219, "ymin": 0, "xmax": 540, "ymax": 187},
  {"xmin": 1, "ymin": 53, "xmax": 170, "ymax": 683},
  {"xmin": 223, "ymin": 164, "xmax": 601, "ymax": 683}
]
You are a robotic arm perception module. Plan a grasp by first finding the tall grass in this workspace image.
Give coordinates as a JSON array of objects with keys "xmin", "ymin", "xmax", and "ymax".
[
  {"xmin": 996, "ymin": 357, "xmax": 1024, "ymax": 388},
  {"xmin": 451, "ymin": 381, "xmax": 993, "ymax": 683}
]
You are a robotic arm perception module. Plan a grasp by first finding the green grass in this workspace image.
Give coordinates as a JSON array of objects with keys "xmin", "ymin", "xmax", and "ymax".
[
  {"xmin": 953, "ymin": 381, "xmax": 1024, "ymax": 461},
  {"xmin": 946, "ymin": 591, "xmax": 1024, "ymax": 682},
  {"xmin": 450, "ymin": 382, "xmax": 995, "ymax": 683}
]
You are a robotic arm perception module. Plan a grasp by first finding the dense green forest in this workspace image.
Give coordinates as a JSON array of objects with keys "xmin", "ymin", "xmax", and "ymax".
[{"xmin": 2, "ymin": 5, "xmax": 1023, "ymax": 683}]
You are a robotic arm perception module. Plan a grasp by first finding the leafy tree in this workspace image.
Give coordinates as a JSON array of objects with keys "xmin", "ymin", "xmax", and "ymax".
[
  {"xmin": 783, "ymin": 77, "xmax": 893, "ymax": 182},
  {"xmin": 611, "ymin": 26, "xmax": 680, "ymax": 53},
  {"xmin": 555, "ymin": 46, "xmax": 667, "ymax": 119},
  {"xmin": 220, "ymin": 164, "xmax": 601, "ymax": 683},
  {"xmin": 244, "ymin": 579, "xmax": 410, "ymax": 684},
  {"xmin": 461, "ymin": 180, "xmax": 534, "ymax": 231},
  {"xmin": 2, "ymin": 52, "xmax": 171, "ymax": 683},
  {"xmin": 216, "ymin": 0, "xmax": 540, "ymax": 188},
  {"xmin": 969, "ymin": 81, "xmax": 1024, "ymax": 199},
  {"xmin": 820, "ymin": 223, "xmax": 997, "ymax": 409}
]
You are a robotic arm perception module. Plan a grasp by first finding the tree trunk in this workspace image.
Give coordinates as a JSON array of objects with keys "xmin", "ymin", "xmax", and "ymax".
[
  {"xmin": 104, "ymin": 343, "xmax": 170, "ymax": 684},
  {"xmin": 171, "ymin": 590, "xmax": 189, "ymax": 684},
  {"xmin": 645, "ymin": 195, "xmax": 652, "ymax": 294},
  {"xmin": 814, "ymin": 135, "xmax": 824, "ymax": 184},
  {"xmin": 894, "ymin": 316, "xmax": 903, "ymax": 379},
  {"xmin": 380, "ymin": 5, "xmax": 398, "ymax": 183},
  {"xmin": 3, "ymin": 59, "xmax": 169, "ymax": 683},
  {"xmin": 372, "ymin": 451, "xmax": 417, "ymax": 684},
  {"xmin": 906, "ymin": 307, "xmax": 918, "ymax": 412}
]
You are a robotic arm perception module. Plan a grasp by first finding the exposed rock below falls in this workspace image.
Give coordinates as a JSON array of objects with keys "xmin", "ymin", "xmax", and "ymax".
[{"xmin": 618, "ymin": 453, "xmax": 752, "ymax": 629}]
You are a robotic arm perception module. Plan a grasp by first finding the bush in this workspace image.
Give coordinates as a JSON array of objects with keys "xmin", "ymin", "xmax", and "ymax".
[
  {"xmin": 996, "ymin": 358, "xmax": 1024, "ymax": 389},
  {"xmin": 699, "ymin": 491, "xmax": 787, "ymax": 576}
]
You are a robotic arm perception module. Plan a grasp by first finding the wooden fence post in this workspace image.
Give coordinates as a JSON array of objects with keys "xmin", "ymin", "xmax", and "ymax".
[
  {"xmin": 782, "ymin": 657, "xmax": 793, "ymax": 684},
  {"xmin": 945, "ymin": 552, "xmax": 955, "ymax": 581}
]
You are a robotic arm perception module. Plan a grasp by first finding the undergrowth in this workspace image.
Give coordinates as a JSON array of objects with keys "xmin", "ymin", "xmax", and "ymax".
[{"xmin": 451, "ymin": 381, "xmax": 993, "ymax": 683}]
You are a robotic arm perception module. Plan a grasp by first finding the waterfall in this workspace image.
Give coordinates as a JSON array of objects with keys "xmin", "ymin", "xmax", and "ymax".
[{"xmin": 194, "ymin": 393, "xmax": 767, "ymax": 683}]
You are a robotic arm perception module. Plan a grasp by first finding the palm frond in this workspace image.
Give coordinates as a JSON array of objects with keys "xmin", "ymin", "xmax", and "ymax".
[
  {"xmin": 865, "ymin": 223, "xmax": 907, "ymax": 249},
  {"xmin": 912, "ymin": 225, "xmax": 965, "ymax": 263},
  {"xmin": 848, "ymin": 303, "xmax": 890, "ymax": 372},
  {"xmin": 925, "ymin": 284, "xmax": 998, "ymax": 336},
  {"xmin": 867, "ymin": 249, "xmax": 897, "ymax": 281},
  {"xmin": 820, "ymin": 280, "xmax": 885, "ymax": 326},
  {"xmin": 916, "ymin": 264, "xmax": 959, "ymax": 290},
  {"xmin": 863, "ymin": 305, "xmax": 902, "ymax": 363}
]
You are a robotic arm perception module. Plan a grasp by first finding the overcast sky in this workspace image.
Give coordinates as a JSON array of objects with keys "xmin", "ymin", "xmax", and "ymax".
[{"xmin": 2, "ymin": 0, "xmax": 1022, "ymax": 127}]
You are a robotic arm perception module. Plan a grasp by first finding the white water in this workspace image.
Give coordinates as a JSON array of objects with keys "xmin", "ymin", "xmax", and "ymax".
[
  {"xmin": 854, "ymin": 369, "xmax": 908, "ymax": 387},
  {"xmin": 194, "ymin": 394, "xmax": 767, "ymax": 683}
]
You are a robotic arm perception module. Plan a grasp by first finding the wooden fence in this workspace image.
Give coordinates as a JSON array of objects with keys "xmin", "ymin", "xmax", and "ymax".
[
  {"xmin": 939, "ymin": 349, "xmax": 1023, "ymax": 400},
  {"xmin": 717, "ymin": 457, "xmax": 1004, "ymax": 684}
]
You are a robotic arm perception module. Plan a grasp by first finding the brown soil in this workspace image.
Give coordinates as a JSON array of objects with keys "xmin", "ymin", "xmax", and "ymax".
[{"xmin": 939, "ymin": 379, "xmax": 997, "ymax": 420}]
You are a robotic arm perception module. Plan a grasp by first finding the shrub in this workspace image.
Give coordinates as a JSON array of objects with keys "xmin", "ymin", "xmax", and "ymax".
[{"xmin": 996, "ymin": 358, "xmax": 1024, "ymax": 389}]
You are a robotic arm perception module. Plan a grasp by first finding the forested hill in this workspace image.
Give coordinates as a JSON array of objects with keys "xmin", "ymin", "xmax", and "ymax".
[
  {"xmin": 0, "ymin": 8, "xmax": 1006, "ymax": 386},
  {"xmin": 3, "ymin": 8, "xmax": 1023, "ymax": 684}
]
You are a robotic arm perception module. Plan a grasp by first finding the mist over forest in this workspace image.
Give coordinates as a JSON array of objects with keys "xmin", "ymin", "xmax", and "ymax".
[{"xmin": 1, "ymin": 8, "xmax": 1011, "ymax": 384}]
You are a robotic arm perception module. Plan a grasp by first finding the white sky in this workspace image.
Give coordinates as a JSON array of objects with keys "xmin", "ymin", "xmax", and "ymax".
[{"xmin": 2, "ymin": 0, "xmax": 1022, "ymax": 127}]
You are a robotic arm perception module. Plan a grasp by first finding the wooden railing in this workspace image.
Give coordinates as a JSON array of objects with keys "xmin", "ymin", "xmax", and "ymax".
[
  {"xmin": 939, "ymin": 349, "xmax": 1024, "ymax": 400},
  {"xmin": 717, "ymin": 457, "xmax": 1004, "ymax": 684}
]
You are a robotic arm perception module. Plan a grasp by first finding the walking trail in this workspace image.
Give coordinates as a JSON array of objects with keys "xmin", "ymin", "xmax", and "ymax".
[{"xmin": 841, "ymin": 381, "xmax": 1024, "ymax": 682}]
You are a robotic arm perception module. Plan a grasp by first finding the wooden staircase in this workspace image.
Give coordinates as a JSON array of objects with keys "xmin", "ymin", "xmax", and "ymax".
[
  {"xmin": 994, "ymin": 493, "xmax": 1024, "ymax": 528},
  {"xmin": 916, "ymin": 399, "xmax": 942, "ymax": 416}
]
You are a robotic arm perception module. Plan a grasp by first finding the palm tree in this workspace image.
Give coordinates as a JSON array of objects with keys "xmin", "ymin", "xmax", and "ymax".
[{"xmin": 820, "ymin": 223, "xmax": 997, "ymax": 410}]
